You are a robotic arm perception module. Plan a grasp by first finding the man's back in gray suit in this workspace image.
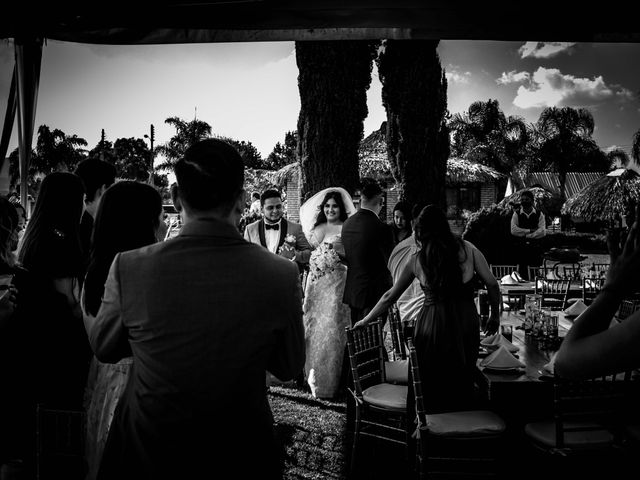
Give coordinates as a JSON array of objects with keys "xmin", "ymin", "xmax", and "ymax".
[{"xmin": 86, "ymin": 140, "xmax": 304, "ymax": 479}]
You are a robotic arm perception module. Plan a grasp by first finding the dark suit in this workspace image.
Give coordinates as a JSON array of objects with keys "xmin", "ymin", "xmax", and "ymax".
[
  {"xmin": 341, "ymin": 208, "xmax": 394, "ymax": 437},
  {"xmin": 87, "ymin": 218, "xmax": 305, "ymax": 479},
  {"xmin": 342, "ymin": 208, "xmax": 394, "ymax": 323}
]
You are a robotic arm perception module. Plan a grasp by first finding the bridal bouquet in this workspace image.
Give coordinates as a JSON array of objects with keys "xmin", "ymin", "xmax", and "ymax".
[{"xmin": 308, "ymin": 241, "xmax": 341, "ymax": 282}]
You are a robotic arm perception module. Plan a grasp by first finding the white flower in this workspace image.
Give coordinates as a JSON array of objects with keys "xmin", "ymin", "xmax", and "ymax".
[
  {"xmin": 285, "ymin": 234, "xmax": 296, "ymax": 246},
  {"xmin": 308, "ymin": 242, "xmax": 341, "ymax": 282}
]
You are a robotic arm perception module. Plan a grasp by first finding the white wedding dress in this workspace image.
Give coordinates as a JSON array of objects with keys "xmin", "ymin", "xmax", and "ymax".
[{"xmin": 303, "ymin": 229, "xmax": 351, "ymax": 399}]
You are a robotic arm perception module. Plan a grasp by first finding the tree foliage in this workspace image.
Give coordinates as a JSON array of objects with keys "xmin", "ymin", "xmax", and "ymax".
[
  {"xmin": 155, "ymin": 116, "xmax": 212, "ymax": 171},
  {"xmin": 529, "ymin": 106, "xmax": 608, "ymax": 199},
  {"xmin": 377, "ymin": 39, "xmax": 449, "ymax": 209},
  {"xmin": 448, "ymin": 99, "xmax": 531, "ymax": 175},
  {"xmin": 9, "ymin": 124, "xmax": 87, "ymax": 192},
  {"xmin": 296, "ymin": 40, "xmax": 378, "ymax": 200},
  {"xmin": 266, "ymin": 131, "xmax": 298, "ymax": 170}
]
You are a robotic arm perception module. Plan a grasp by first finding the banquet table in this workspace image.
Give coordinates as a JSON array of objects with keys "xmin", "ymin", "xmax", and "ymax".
[{"xmin": 474, "ymin": 311, "xmax": 574, "ymax": 424}]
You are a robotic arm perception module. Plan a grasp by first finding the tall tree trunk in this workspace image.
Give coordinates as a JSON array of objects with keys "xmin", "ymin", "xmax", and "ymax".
[
  {"xmin": 377, "ymin": 40, "xmax": 449, "ymax": 210},
  {"xmin": 296, "ymin": 40, "xmax": 378, "ymax": 201}
]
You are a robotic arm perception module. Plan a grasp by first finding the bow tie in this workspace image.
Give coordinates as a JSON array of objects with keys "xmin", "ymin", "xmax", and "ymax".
[{"xmin": 265, "ymin": 223, "xmax": 280, "ymax": 231}]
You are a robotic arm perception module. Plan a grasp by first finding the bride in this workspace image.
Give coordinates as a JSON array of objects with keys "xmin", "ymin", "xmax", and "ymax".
[{"xmin": 299, "ymin": 187, "xmax": 356, "ymax": 399}]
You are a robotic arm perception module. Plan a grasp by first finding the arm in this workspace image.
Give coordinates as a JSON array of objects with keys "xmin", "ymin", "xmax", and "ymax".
[
  {"xmin": 354, "ymin": 261, "xmax": 416, "ymax": 328},
  {"xmin": 469, "ymin": 242, "xmax": 501, "ymax": 334},
  {"xmin": 86, "ymin": 254, "xmax": 132, "ymax": 363},
  {"xmin": 243, "ymin": 225, "xmax": 251, "ymax": 242},
  {"xmin": 53, "ymin": 277, "xmax": 82, "ymax": 320},
  {"xmin": 528, "ymin": 212, "xmax": 546, "ymax": 239},
  {"xmin": 268, "ymin": 262, "xmax": 305, "ymax": 380},
  {"xmin": 294, "ymin": 227, "xmax": 313, "ymax": 264},
  {"xmin": 510, "ymin": 212, "xmax": 529, "ymax": 237},
  {"xmin": 555, "ymin": 216, "xmax": 640, "ymax": 379},
  {"xmin": 0, "ymin": 286, "xmax": 17, "ymax": 331}
]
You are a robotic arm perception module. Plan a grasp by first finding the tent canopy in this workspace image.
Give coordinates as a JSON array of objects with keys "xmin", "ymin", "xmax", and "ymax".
[{"xmin": 2, "ymin": 1, "xmax": 640, "ymax": 44}]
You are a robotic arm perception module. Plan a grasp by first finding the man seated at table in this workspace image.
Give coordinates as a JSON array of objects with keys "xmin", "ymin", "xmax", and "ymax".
[{"xmin": 510, "ymin": 190, "xmax": 546, "ymax": 280}]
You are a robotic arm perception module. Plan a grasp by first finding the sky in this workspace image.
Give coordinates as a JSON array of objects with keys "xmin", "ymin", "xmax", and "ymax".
[{"xmin": 1, "ymin": 39, "xmax": 639, "ymax": 166}]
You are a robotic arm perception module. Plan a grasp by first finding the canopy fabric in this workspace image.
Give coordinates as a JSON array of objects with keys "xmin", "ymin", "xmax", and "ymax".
[
  {"xmin": 0, "ymin": 65, "xmax": 16, "ymax": 174},
  {"xmin": 15, "ymin": 38, "xmax": 43, "ymax": 210},
  {"xmin": 1, "ymin": 1, "xmax": 640, "ymax": 44}
]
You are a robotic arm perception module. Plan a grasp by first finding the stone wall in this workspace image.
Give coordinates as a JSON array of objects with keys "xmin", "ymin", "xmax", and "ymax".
[{"xmin": 285, "ymin": 170, "xmax": 301, "ymax": 222}]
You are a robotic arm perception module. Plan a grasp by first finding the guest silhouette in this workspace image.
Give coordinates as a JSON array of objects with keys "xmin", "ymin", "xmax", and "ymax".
[
  {"xmin": 82, "ymin": 181, "xmax": 165, "ymax": 480},
  {"xmin": 87, "ymin": 139, "xmax": 304, "ymax": 479}
]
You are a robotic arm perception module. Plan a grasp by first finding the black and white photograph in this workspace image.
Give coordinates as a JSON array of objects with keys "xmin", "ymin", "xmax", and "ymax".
[{"xmin": 2, "ymin": 3, "xmax": 640, "ymax": 479}]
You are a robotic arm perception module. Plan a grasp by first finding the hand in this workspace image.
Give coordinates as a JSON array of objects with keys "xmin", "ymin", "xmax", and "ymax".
[
  {"xmin": 484, "ymin": 311, "xmax": 500, "ymax": 335},
  {"xmin": 604, "ymin": 208, "xmax": 640, "ymax": 296},
  {"xmin": 353, "ymin": 319, "xmax": 370, "ymax": 329},
  {"xmin": 278, "ymin": 247, "xmax": 295, "ymax": 261}
]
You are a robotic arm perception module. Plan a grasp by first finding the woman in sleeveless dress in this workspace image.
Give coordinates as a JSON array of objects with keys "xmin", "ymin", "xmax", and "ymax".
[
  {"xmin": 355, "ymin": 205, "xmax": 501, "ymax": 413},
  {"xmin": 81, "ymin": 181, "xmax": 165, "ymax": 480},
  {"xmin": 300, "ymin": 188, "xmax": 356, "ymax": 399}
]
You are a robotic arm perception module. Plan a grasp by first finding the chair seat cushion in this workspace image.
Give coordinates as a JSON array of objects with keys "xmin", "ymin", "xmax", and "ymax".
[
  {"xmin": 524, "ymin": 420, "xmax": 614, "ymax": 449},
  {"xmin": 362, "ymin": 383, "xmax": 407, "ymax": 411},
  {"xmin": 384, "ymin": 360, "xmax": 408, "ymax": 384},
  {"xmin": 425, "ymin": 410, "xmax": 506, "ymax": 437}
]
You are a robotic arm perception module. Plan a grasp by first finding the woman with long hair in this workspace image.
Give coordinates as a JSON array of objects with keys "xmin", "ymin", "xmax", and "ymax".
[
  {"xmin": 82, "ymin": 181, "xmax": 164, "ymax": 480},
  {"xmin": 299, "ymin": 187, "xmax": 356, "ymax": 399},
  {"xmin": 17, "ymin": 171, "xmax": 91, "ymax": 410},
  {"xmin": 390, "ymin": 200, "xmax": 412, "ymax": 245},
  {"xmin": 355, "ymin": 204, "xmax": 501, "ymax": 413}
]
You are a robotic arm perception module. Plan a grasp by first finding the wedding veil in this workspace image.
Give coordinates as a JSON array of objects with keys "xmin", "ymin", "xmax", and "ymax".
[{"xmin": 299, "ymin": 187, "xmax": 356, "ymax": 238}]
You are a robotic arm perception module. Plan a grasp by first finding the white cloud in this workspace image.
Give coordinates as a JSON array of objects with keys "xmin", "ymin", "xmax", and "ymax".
[
  {"xmin": 445, "ymin": 66, "xmax": 471, "ymax": 84},
  {"xmin": 512, "ymin": 67, "xmax": 632, "ymax": 109},
  {"xmin": 518, "ymin": 42, "xmax": 576, "ymax": 59},
  {"xmin": 496, "ymin": 70, "xmax": 530, "ymax": 85}
]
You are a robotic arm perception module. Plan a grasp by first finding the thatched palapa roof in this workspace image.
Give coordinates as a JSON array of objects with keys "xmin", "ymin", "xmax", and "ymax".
[
  {"xmin": 446, "ymin": 157, "xmax": 504, "ymax": 184},
  {"xmin": 562, "ymin": 169, "xmax": 640, "ymax": 222}
]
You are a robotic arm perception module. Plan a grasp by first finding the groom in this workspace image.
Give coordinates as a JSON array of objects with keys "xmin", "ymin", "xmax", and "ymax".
[{"xmin": 244, "ymin": 189, "xmax": 312, "ymax": 271}]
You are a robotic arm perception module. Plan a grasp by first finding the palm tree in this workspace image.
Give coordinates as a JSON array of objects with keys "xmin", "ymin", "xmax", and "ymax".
[
  {"xmin": 155, "ymin": 116, "xmax": 212, "ymax": 172},
  {"xmin": 606, "ymin": 148, "xmax": 630, "ymax": 170},
  {"xmin": 9, "ymin": 125, "xmax": 87, "ymax": 190},
  {"xmin": 448, "ymin": 99, "xmax": 530, "ymax": 175},
  {"xmin": 533, "ymin": 106, "xmax": 608, "ymax": 200}
]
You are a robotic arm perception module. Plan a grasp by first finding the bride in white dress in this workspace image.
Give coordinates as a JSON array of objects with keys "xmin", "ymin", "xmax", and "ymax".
[{"xmin": 299, "ymin": 187, "xmax": 355, "ymax": 399}]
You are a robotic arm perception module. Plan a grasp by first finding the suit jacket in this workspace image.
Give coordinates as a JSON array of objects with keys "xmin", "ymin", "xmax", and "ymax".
[
  {"xmin": 87, "ymin": 218, "xmax": 304, "ymax": 479},
  {"xmin": 342, "ymin": 208, "xmax": 394, "ymax": 309},
  {"xmin": 244, "ymin": 218, "xmax": 312, "ymax": 265}
]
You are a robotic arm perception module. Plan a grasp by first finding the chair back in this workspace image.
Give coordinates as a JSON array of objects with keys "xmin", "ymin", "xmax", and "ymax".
[
  {"xmin": 388, "ymin": 304, "xmax": 407, "ymax": 360},
  {"xmin": 490, "ymin": 264, "xmax": 518, "ymax": 281},
  {"xmin": 591, "ymin": 262, "xmax": 610, "ymax": 278},
  {"xmin": 559, "ymin": 264, "xmax": 583, "ymax": 281},
  {"xmin": 615, "ymin": 299, "xmax": 640, "ymax": 322},
  {"xmin": 552, "ymin": 371, "xmax": 631, "ymax": 449},
  {"xmin": 528, "ymin": 265, "xmax": 556, "ymax": 281},
  {"xmin": 534, "ymin": 277, "xmax": 571, "ymax": 310},
  {"xmin": 345, "ymin": 321, "xmax": 386, "ymax": 397},
  {"xmin": 407, "ymin": 337, "xmax": 426, "ymax": 427},
  {"xmin": 36, "ymin": 404, "xmax": 86, "ymax": 480},
  {"xmin": 582, "ymin": 277, "xmax": 605, "ymax": 305}
]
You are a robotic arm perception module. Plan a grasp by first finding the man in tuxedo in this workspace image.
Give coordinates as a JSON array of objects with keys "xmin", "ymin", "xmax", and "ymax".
[
  {"xmin": 86, "ymin": 139, "xmax": 305, "ymax": 479},
  {"xmin": 342, "ymin": 178, "xmax": 394, "ymax": 325},
  {"xmin": 244, "ymin": 189, "xmax": 312, "ymax": 270}
]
